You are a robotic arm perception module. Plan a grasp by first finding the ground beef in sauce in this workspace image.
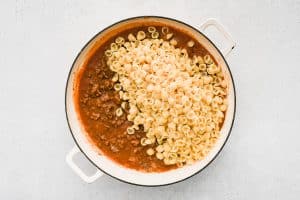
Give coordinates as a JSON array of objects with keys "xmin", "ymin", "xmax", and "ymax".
[{"xmin": 75, "ymin": 25, "xmax": 213, "ymax": 172}]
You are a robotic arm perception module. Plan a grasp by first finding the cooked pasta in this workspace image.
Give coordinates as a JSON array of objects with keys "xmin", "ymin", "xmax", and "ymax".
[
  {"xmin": 187, "ymin": 40, "xmax": 195, "ymax": 47},
  {"xmin": 151, "ymin": 32, "xmax": 159, "ymax": 39},
  {"xmin": 166, "ymin": 33, "xmax": 173, "ymax": 40},
  {"xmin": 162, "ymin": 27, "xmax": 169, "ymax": 35},
  {"xmin": 115, "ymin": 107, "xmax": 123, "ymax": 117},
  {"xmin": 148, "ymin": 26, "xmax": 156, "ymax": 33},
  {"xmin": 104, "ymin": 27, "xmax": 228, "ymax": 167}
]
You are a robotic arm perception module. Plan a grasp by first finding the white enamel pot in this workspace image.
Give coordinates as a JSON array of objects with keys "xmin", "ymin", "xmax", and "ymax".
[{"xmin": 65, "ymin": 16, "xmax": 236, "ymax": 186}]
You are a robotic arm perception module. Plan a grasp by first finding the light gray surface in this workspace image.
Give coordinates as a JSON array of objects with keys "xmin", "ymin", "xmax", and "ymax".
[{"xmin": 1, "ymin": 0, "xmax": 300, "ymax": 199}]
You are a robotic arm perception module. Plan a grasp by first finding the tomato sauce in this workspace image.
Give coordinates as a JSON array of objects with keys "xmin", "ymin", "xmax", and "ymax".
[{"xmin": 75, "ymin": 25, "xmax": 212, "ymax": 172}]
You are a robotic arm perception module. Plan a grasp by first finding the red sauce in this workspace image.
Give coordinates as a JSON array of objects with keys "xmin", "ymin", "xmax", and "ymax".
[{"xmin": 74, "ymin": 25, "xmax": 213, "ymax": 172}]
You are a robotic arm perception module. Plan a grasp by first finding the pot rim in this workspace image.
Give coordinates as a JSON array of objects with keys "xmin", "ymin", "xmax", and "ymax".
[{"xmin": 65, "ymin": 15, "xmax": 236, "ymax": 187}]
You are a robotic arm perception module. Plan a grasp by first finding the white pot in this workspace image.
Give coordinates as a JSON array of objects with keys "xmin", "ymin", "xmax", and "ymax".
[{"xmin": 65, "ymin": 16, "xmax": 236, "ymax": 186}]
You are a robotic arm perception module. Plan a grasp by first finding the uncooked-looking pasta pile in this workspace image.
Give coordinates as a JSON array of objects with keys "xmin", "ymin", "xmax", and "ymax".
[{"xmin": 105, "ymin": 27, "xmax": 228, "ymax": 166}]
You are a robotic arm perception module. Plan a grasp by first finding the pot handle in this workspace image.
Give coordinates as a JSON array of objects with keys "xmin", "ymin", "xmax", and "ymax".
[
  {"xmin": 200, "ymin": 18, "xmax": 236, "ymax": 57},
  {"xmin": 66, "ymin": 146, "xmax": 103, "ymax": 183}
]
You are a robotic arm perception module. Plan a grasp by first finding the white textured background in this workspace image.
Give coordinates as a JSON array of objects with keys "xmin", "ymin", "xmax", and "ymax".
[{"xmin": 1, "ymin": 0, "xmax": 300, "ymax": 199}]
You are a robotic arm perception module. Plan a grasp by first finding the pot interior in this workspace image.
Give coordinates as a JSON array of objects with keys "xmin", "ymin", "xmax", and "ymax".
[{"xmin": 66, "ymin": 16, "xmax": 235, "ymax": 186}]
